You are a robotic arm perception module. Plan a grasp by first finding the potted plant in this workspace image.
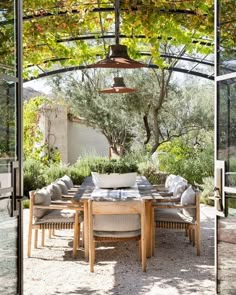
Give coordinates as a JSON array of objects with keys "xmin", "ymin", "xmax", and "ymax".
[{"xmin": 91, "ymin": 159, "xmax": 138, "ymax": 188}]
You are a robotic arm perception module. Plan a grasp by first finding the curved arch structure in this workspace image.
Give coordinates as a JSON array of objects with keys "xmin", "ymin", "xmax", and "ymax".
[{"xmin": 1, "ymin": 1, "xmax": 216, "ymax": 81}]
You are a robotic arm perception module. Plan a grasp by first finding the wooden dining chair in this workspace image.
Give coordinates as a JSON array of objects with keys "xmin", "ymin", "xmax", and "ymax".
[
  {"xmin": 152, "ymin": 187, "xmax": 201, "ymax": 256},
  {"xmin": 88, "ymin": 200, "xmax": 146, "ymax": 272},
  {"xmin": 28, "ymin": 190, "xmax": 84, "ymax": 258}
]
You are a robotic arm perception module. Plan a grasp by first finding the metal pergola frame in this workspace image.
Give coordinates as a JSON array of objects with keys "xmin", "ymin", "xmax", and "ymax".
[{"xmin": 2, "ymin": 1, "xmax": 217, "ymax": 81}]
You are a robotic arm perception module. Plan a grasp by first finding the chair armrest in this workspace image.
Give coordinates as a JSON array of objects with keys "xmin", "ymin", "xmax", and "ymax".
[
  {"xmin": 61, "ymin": 194, "xmax": 74, "ymax": 199},
  {"xmin": 153, "ymin": 203, "xmax": 197, "ymax": 209},
  {"xmin": 73, "ymin": 185, "xmax": 80, "ymax": 188},
  {"xmin": 33, "ymin": 204, "xmax": 83, "ymax": 211},
  {"xmin": 152, "ymin": 184, "xmax": 167, "ymax": 190}
]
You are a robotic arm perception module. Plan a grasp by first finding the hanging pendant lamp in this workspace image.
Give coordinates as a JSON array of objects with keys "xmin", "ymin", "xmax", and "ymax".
[
  {"xmin": 99, "ymin": 77, "xmax": 137, "ymax": 93},
  {"xmin": 90, "ymin": 44, "xmax": 145, "ymax": 69},
  {"xmin": 89, "ymin": 0, "xmax": 145, "ymax": 69}
]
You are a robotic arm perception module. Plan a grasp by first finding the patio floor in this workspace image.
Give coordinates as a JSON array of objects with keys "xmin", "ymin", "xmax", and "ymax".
[{"xmin": 23, "ymin": 205, "xmax": 215, "ymax": 295}]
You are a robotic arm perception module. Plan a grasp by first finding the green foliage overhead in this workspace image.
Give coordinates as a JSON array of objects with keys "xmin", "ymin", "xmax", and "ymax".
[{"xmin": 1, "ymin": 1, "xmax": 215, "ymax": 78}]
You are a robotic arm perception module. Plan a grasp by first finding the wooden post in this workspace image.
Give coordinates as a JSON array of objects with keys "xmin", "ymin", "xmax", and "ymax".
[
  {"xmin": 73, "ymin": 210, "xmax": 79, "ymax": 258},
  {"xmin": 88, "ymin": 200, "xmax": 94, "ymax": 272},
  {"xmin": 84, "ymin": 201, "xmax": 89, "ymax": 261},
  {"xmin": 196, "ymin": 192, "xmax": 201, "ymax": 256},
  {"xmin": 145, "ymin": 200, "xmax": 152, "ymax": 258},
  {"xmin": 27, "ymin": 191, "xmax": 34, "ymax": 257},
  {"xmin": 141, "ymin": 200, "xmax": 146, "ymax": 272}
]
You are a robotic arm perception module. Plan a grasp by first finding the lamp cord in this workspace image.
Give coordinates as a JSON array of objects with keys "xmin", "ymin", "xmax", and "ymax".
[{"xmin": 115, "ymin": 0, "xmax": 120, "ymax": 45}]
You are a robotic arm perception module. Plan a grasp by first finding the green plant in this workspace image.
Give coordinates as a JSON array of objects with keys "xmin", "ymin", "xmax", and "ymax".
[
  {"xmin": 158, "ymin": 139, "xmax": 214, "ymax": 184},
  {"xmin": 23, "ymin": 199, "xmax": 30, "ymax": 209},
  {"xmin": 67, "ymin": 166, "xmax": 86, "ymax": 185},
  {"xmin": 23, "ymin": 159, "xmax": 46, "ymax": 197},
  {"xmin": 197, "ymin": 176, "xmax": 214, "ymax": 206},
  {"xmin": 23, "ymin": 96, "xmax": 62, "ymax": 166},
  {"xmin": 90, "ymin": 159, "xmax": 138, "ymax": 174},
  {"xmin": 43, "ymin": 163, "xmax": 69, "ymax": 184},
  {"xmin": 138, "ymin": 161, "xmax": 167, "ymax": 184}
]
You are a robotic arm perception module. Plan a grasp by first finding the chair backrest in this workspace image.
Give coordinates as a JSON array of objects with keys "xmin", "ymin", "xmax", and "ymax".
[
  {"xmin": 30, "ymin": 189, "xmax": 52, "ymax": 221},
  {"xmin": 88, "ymin": 200, "xmax": 146, "ymax": 235},
  {"xmin": 89, "ymin": 200, "xmax": 144, "ymax": 215}
]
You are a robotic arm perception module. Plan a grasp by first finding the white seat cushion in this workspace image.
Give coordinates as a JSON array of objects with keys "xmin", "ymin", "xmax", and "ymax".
[
  {"xmin": 93, "ymin": 214, "xmax": 141, "ymax": 232},
  {"xmin": 94, "ymin": 230, "xmax": 141, "ymax": 238}
]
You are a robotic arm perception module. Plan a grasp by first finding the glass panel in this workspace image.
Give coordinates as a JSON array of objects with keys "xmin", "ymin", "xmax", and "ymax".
[
  {"xmin": 218, "ymin": 0, "xmax": 236, "ymax": 76},
  {"xmin": 217, "ymin": 79, "xmax": 236, "ymax": 186},
  {"xmin": 217, "ymin": 197, "xmax": 236, "ymax": 294},
  {"xmin": 0, "ymin": 0, "xmax": 16, "ymax": 76},
  {"xmin": 0, "ymin": 197, "xmax": 18, "ymax": 295},
  {"xmin": 0, "ymin": 162, "xmax": 11, "ymax": 189},
  {"xmin": 0, "ymin": 79, "xmax": 16, "ymax": 162}
]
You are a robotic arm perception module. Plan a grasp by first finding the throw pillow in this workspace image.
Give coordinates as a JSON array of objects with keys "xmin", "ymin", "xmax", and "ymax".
[
  {"xmin": 34, "ymin": 187, "xmax": 51, "ymax": 219},
  {"xmin": 61, "ymin": 175, "xmax": 74, "ymax": 189},
  {"xmin": 172, "ymin": 181, "xmax": 188, "ymax": 202},
  {"xmin": 56, "ymin": 179, "xmax": 68, "ymax": 194},
  {"xmin": 50, "ymin": 183, "xmax": 62, "ymax": 200},
  {"xmin": 181, "ymin": 185, "xmax": 196, "ymax": 218}
]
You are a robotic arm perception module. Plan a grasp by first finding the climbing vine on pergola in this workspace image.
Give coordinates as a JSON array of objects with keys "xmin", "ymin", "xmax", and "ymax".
[{"xmin": 1, "ymin": 0, "xmax": 216, "ymax": 80}]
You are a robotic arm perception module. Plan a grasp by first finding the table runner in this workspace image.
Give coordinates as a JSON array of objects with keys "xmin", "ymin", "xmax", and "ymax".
[{"xmin": 91, "ymin": 182, "xmax": 141, "ymax": 200}]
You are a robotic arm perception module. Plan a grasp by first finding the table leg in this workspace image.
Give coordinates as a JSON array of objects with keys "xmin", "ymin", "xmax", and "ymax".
[
  {"xmin": 84, "ymin": 201, "xmax": 89, "ymax": 261},
  {"xmin": 145, "ymin": 200, "xmax": 152, "ymax": 258}
]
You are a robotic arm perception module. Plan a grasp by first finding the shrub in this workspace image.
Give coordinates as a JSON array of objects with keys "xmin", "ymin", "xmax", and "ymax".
[
  {"xmin": 23, "ymin": 159, "xmax": 46, "ymax": 197},
  {"xmin": 158, "ymin": 139, "xmax": 214, "ymax": 184},
  {"xmin": 138, "ymin": 161, "xmax": 167, "ymax": 184},
  {"xmin": 43, "ymin": 163, "xmax": 70, "ymax": 184},
  {"xmin": 197, "ymin": 177, "xmax": 214, "ymax": 206},
  {"xmin": 23, "ymin": 199, "xmax": 30, "ymax": 209},
  {"xmin": 73, "ymin": 156, "xmax": 106, "ymax": 177},
  {"xmin": 67, "ymin": 166, "xmax": 86, "ymax": 185}
]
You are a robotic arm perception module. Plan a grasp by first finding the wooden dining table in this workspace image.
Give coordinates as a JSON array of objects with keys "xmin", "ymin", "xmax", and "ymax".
[{"xmin": 72, "ymin": 175, "xmax": 163, "ymax": 259}]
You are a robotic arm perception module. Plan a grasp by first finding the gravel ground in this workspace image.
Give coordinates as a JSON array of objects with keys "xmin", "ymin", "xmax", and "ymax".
[{"xmin": 24, "ymin": 205, "xmax": 215, "ymax": 295}]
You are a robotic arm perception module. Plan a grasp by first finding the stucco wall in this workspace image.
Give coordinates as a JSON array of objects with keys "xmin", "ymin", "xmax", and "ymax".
[
  {"xmin": 38, "ymin": 104, "xmax": 68, "ymax": 163},
  {"xmin": 68, "ymin": 121, "xmax": 109, "ymax": 164}
]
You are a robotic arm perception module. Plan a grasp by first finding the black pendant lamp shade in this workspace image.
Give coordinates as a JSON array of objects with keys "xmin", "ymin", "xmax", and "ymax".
[
  {"xmin": 99, "ymin": 77, "xmax": 137, "ymax": 93},
  {"xmin": 89, "ymin": 44, "xmax": 145, "ymax": 69}
]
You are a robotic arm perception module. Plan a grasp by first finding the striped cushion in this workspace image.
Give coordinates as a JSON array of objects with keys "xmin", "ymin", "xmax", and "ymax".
[
  {"xmin": 154, "ymin": 208, "xmax": 194, "ymax": 223},
  {"xmin": 35, "ymin": 209, "xmax": 83, "ymax": 224}
]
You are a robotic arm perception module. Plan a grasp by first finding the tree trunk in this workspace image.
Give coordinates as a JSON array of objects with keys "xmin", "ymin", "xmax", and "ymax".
[
  {"xmin": 143, "ymin": 114, "xmax": 151, "ymax": 145},
  {"xmin": 151, "ymin": 108, "xmax": 160, "ymax": 154}
]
